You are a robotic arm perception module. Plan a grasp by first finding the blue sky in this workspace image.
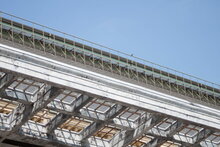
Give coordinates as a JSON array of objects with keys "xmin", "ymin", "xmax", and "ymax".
[{"xmin": 1, "ymin": 0, "xmax": 220, "ymax": 85}]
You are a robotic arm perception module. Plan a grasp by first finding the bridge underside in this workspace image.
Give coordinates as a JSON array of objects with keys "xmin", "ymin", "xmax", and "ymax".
[
  {"xmin": 0, "ymin": 42, "xmax": 219, "ymax": 147},
  {"xmin": 0, "ymin": 13, "xmax": 220, "ymax": 147}
]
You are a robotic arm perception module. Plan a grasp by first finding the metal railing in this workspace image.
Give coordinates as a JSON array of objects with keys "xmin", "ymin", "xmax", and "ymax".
[{"xmin": 0, "ymin": 11, "xmax": 219, "ymax": 106}]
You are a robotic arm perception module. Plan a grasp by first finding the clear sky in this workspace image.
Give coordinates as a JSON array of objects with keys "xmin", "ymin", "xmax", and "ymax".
[{"xmin": 0, "ymin": 0, "xmax": 220, "ymax": 85}]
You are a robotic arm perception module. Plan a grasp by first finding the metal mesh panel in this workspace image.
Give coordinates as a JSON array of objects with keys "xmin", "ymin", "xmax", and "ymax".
[
  {"xmin": 8, "ymin": 78, "xmax": 43, "ymax": 95},
  {"xmin": 173, "ymin": 124, "xmax": 206, "ymax": 144},
  {"xmin": 94, "ymin": 126, "xmax": 120, "ymax": 140},
  {"xmin": 59, "ymin": 117, "xmax": 91, "ymax": 133},
  {"xmin": 6, "ymin": 77, "xmax": 45, "ymax": 102},
  {"xmin": 0, "ymin": 98, "xmax": 18, "ymax": 114},
  {"xmin": 200, "ymin": 132, "xmax": 220, "ymax": 147},
  {"xmin": 149, "ymin": 118, "xmax": 178, "ymax": 137},
  {"xmin": 30, "ymin": 109, "xmax": 57, "ymax": 125},
  {"xmin": 48, "ymin": 90, "xmax": 87, "ymax": 112},
  {"xmin": 80, "ymin": 98, "xmax": 121, "ymax": 120},
  {"xmin": 128, "ymin": 134, "xmax": 154, "ymax": 147},
  {"xmin": 160, "ymin": 141, "xmax": 181, "ymax": 147}
]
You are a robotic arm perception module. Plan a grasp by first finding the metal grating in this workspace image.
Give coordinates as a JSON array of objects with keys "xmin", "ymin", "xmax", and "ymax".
[
  {"xmin": 48, "ymin": 89, "xmax": 87, "ymax": 112},
  {"xmin": 0, "ymin": 12, "xmax": 219, "ymax": 147},
  {"xmin": 200, "ymin": 132, "xmax": 220, "ymax": 147},
  {"xmin": 160, "ymin": 141, "xmax": 181, "ymax": 147},
  {"xmin": 113, "ymin": 107, "xmax": 148, "ymax": 128},
  {"xmin": 30, "ymin": 109, "xmax": 58, "ymax": 125},
  {"xmin": 54, "ymin": 90, "xmax": 80, "ymax": 105},
  {"xmin": 173, "ymin": 124, "xmax": 206, "ymax": 144},
  {"xmin": 128, "ymin": 134, "xmax": 155, "ymax": 147},
  {"xmin": 54, "ymin": 116, "xmax": 96, "ymax": 146},
  {"xmin": 8, "ymin": 78, "xmax": 43, "ymax": 95},
  {"xmin": 6, "ymin": 77, "xmax": 45, "ymax": 102},
  {"xmin": 0, "ymin": 68, "xmax": 218, "ymax": 147},
  {"xmin": 59, "ymin": 117, "xmax": 92, "ymax": 133},
  {"xmin": 149, "ymin": 118, "xmax": 178, "ymax": 137},
  {"xmin": 0, "ymin": 98, "xmax": 18, "ymax": 115},
  {"xmin": 80, "ymin": 98, "xmax": 121, "ymax": 120},
  {"xmin": 93, "ymin": 126, "xmax": 120, "ymax": 140}
]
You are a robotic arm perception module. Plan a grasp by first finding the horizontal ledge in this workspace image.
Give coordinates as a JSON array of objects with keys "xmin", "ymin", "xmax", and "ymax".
[{"xmin": 0, "ymin": 43, "xmax": 220, "ymax": 130}]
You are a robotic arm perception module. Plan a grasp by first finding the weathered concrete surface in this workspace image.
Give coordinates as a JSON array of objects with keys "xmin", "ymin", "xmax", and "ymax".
[{"xmin": 0, "ymin": 43, "xmax": 220, "ymax": 131}]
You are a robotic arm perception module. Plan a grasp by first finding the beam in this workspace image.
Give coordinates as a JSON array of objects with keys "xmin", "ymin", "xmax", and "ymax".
[
  {"xmin": 80, "ymin": 106, "xmax": 127, "ymax": 146},
  {"xmin": 0, "ymin": 85, "xmax": 62, "ymax": 142},
  {"xmin": 0, "ymin": 72, "xmax": 15, "ymax": 93},
  {"xmin": 123, "ymin": 115, "xmax": 164, "ymax": 147},
  {"xmin": 47, "ymin": 95, "xmax": 92, "ymax": 134},
  {"xmin": 192, "ymin": 130, "xmax": 213, "ymax": 147},
  {"xmin": 154, "ymin": 122, "xmax": 185, "ymax": 146},
  {"xmin": 0, "ymin": 43, "xmax": 220, "ymax": 131}
]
